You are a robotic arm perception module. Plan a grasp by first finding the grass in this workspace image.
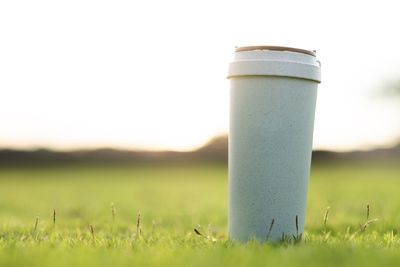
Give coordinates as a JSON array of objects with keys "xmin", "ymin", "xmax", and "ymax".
[{"xmin": 0, "ymin": 162, "xmax": 400, "ymax": 266}]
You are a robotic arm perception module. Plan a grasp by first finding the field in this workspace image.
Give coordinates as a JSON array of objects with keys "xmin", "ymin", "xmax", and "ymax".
[{"xmin": 1, "ymin": 162, "xmax": 400, "ymax": 266}]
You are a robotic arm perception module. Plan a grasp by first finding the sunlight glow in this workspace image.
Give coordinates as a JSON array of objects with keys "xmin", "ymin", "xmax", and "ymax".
[{"xmin": 1, "ymin": 0, "xmax": 399, "ymax": 151}]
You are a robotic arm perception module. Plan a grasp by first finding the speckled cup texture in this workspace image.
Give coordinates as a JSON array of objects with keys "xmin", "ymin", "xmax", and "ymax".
[{"xmin": 228, "ymin": 47, "xmax": 321, "ymax": 242}]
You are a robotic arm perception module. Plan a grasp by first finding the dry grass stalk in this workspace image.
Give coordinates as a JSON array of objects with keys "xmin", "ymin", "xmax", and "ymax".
[
  {"xmin": 111, "ymin": 203, "xmax": 116, "ymax": 222},
  {"xmin": 34, "ymin": 216, "xmax": 39, "ymax": 232},
  {"xmin": 194, "ymin": 228, "xmax": 203, "ymax": 236},
  {"xmin": 90, "ymin": 225, "xmax": 95, "ymax": 240},
  {"xmin": 266, "ymin": 218, "xmax": 275, "ymax": 241},
  {"xmin": 324, "ymin": 207, "xmax": 330, "ymax": 228},
  {"xmin": 136, "ymin": 212, "xmax": 141, "ymax": 238}
]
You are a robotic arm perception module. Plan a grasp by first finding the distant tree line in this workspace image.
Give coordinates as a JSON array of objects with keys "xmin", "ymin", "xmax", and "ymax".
[{"xmin": 0, "ymin": 136, "xmax": 399, "ymax": 168}]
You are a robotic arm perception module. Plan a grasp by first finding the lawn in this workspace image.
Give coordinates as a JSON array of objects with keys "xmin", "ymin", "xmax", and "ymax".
[{"xmin": 0, "ymin": 162, "xmax": 400, "ymax": 266}]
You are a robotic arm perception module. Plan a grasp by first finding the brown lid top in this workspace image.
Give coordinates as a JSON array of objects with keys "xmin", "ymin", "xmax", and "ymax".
[{"xmin": 235, "ymin": 46, "xmax": 316, "ymax": 57}]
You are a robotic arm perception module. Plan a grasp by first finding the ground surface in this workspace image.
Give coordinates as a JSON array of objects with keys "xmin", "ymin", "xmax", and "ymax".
[{"xmin": 0, "ymin": 162, "xmax": 400, "ymax": 266}]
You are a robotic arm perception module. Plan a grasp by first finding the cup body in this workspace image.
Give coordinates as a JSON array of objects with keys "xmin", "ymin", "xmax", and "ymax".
[{"xmin": 228, "ymin": 46, "xmax": 321, "ymax": 242}]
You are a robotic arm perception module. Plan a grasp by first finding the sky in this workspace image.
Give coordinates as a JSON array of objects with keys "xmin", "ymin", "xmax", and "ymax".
[{"xmin": 1, "ymin": 0, "xmax": 400, "ymax": 151}]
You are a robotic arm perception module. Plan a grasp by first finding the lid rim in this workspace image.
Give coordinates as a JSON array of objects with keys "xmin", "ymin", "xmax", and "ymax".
[
  {"xmin": 235, "ymin": 46, "xmax": 316, "ymax": 57},
  {"xmin": 227, "ymin": 60, "xmax": 321, "ymax": 83}
]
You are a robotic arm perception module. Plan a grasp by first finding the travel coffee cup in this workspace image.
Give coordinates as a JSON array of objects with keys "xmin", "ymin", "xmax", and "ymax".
[{"xmin": 228, "ymin": 46, "xmax": 321, "ymax": 242}]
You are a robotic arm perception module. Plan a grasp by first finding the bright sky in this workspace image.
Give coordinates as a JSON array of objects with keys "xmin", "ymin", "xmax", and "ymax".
[{"xmin": 1, "ymin": 0, "xmax": 400, "ymax": 151}]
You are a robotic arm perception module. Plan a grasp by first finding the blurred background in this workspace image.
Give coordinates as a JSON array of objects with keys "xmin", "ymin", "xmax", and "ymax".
[
  {"xmin": 0, "ymin": 0, "xmax": 399, "ymax": 234},
  {"xmin": 1, "ymin": 0, "xmax": 400, "ymax": 152}
]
